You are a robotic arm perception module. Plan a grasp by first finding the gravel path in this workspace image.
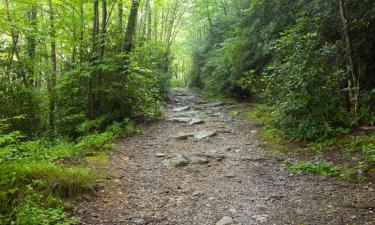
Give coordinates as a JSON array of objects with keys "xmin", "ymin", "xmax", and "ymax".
[{"xmin": 78, "ymin": 88, "xmax": 375, "ymax": 225}]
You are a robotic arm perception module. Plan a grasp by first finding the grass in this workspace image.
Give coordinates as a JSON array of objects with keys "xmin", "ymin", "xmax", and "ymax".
[
  {"xmin": 0, "ymin": 120, "xmax": 129, "ymax": 224},
  {"xmin": 288, "ymin": 159, "xmax": 346, "ymax": 177},
  {"xmin": 230, "ymin": 103, "xmax": 375, "ymax": 182}
]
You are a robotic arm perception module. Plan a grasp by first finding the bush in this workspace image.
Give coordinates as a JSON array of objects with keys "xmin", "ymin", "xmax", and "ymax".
[
  {"xmin": 290, "ymin": 159, "xmax": 345, "ymax": 177},
  {"xmin": 262, "ymin": 30, "xmax": 348, "ymax": 140}
]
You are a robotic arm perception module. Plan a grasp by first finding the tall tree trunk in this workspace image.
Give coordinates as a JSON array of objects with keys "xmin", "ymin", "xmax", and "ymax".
[
  {"xmin": 26, "ymin": 4, "xmax": 37, "ymax": 85},
  {"xmin": 100, "ymin": 0, "xmax": 107, "ymax": 58},
  {"xmin": 146, "ymin": 0, "xmax": 152, "ymax": 40},
  {"xmin": 48, "ymin": 0, "xmax": 57, "ymax": 133},
  {"xmin": 118, "ymin": 0, "xmax": 123, "ymax": 33},
  {"xmin": 25, "ymin": 3, "xmax": 38, "ymax": 131},
  {"xmin": 339, "ymin": 0, "xmax": 359, "ymax": 115},
  {"xmin": 123, "ymin": 0, "xmax": 140, "ymax": 53},
  {"xmin": 117, "ymin": 0, "xmax": 123, "ymax": 52},
  {"xmin": 88, "ymin": 0, "xmax": 100, "ymax": 118},
  {"xmin": 80, "ymin": 0, "xmax": 84, "ymax": 61}
]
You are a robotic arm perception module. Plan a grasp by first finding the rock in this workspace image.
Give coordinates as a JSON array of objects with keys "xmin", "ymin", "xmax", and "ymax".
[
  {"xmin": 225, "ymin": 147, "xmax": 241, "ymax": 153},
  {"xmin": 252, "ymin": 214, "xmax": 269, "ymax": 223},
  {"xmin": 194, "ymin": 131, "xmax": 217, "ymax": 140},
  {"xmin": 188, "ymin": 118, "xmax": 204, "ymax": 126},
  {"xmin": 217, "ymin": 129, "xmax": 232, "ymax": 133},
  {"xmin": 229, "ymin": 208, "xmax": 237, "ymax": 213},
  {"xmin": 173, "ymin": 106, "xmax": 191, "ymax": 112},
  {"xmin": 190, "ymin": 155, "xmax": 209, "ymax": 164},
  {"xmin": 197, "ymin": 153, "xmax": 226, "ymax": 161},
  {"xmin": 168, "ymin": 132, "xmax": 192, "ymax": 140},
  {"xmin": 214, "ymin": 112, "xmax": 227, "ymax": 118},
  {"xmin": 167, "ymin": 117, "xmax": 192, "ymax": 123},
  {"xmin": 216, "ymin": 216, "xmax": 234, "ymax": 225},
  {"xmin": 207, "ymin": 102, "xmax": 226, "ymax": 107},
  {"xmin": 240, "ymin": 156, "xmax": 266, "ymax": 162},
  {"xmin": 131, "ymin": 218, "xmax": 146, "ymax": 225},
  {"xmin": 163, "ymin": 155, "xmax": 188, "ymax": 167},
  {"xmin": 250, "ymin": 130, "xmax": 258, "ymax": 134},
  {"xmin": 192, "ymin": 191, "xmax": 202, "ymax": 196},
  {"xmin": 155, "ymin": 153, "xmax": 167, "ymax": 157},
  {"xmin": 225, "ymin": 173, "xmax": 236, "ymax": 178}
]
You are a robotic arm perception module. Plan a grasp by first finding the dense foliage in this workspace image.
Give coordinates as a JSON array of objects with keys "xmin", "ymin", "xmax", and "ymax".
[
  {"xmin": 188, "ymin": 0, "xmax": 375, "ymax": 140},
  {"xmin": 0, "ymin": 0, "xmax": 188, "ymax": 223}
]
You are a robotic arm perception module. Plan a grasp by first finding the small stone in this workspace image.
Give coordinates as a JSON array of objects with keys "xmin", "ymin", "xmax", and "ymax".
[
  {"xmin": 192, "ymin": 191, "xmax": 202, "ymax": 196},
  {"xmin": 131, "ymin": 218, "xmax": 145, "ymax": 225},
  {"xmin": 189, "ymin": 118, "xmax": 204, "ymax": 125},
  {"xmin": 214, "ymin": 112, "xmax": 227, "ymax": 118},
  {"xmin": 194, "ymin": 131, "xmax": 217, "ymax": 140},
  {"xmin": 163, "ymin": 154, "xmax": 188, "ymax": 167},
  {"xmin": 252, "ymin": 214, "xmax": 269, "ymax": 223},
  {"xmin": 155, "ymin": 153, "xmax": 167, "ymax": 157},
  {"xmin": 225, "ymin": 173, "xmax": 235, "ymax": 178},
  {"xmin": 229, "ymin": 208, "xmax": 237, "ymax": 213},
  {"xmin": 167, "ymin": 117, "xmax": 192, "ymax": 123},
  {"xmin": 216, "ymin": 216, "xmax": 234, "ymax": 225},
  {"xmin": 173, "ymin": 106, "xmax": 191, "ymax": 112},
  {"xmin": 190, "ymin": 155, "xmax": 209, "ymax": 164},
  {"xmin": 168, "ymin": 132, "xmax": 192, "ymax": 140},
  {"xmin": 250, "ymin": 130, "xmax": 258, "ymax": 134},
  {"xmin": 208, "ymin": 102, "xmax": 226, "ymax": 107},
  {"xmin": 240, "ymin": 156, "xmax": 266, "ymax": 162}
]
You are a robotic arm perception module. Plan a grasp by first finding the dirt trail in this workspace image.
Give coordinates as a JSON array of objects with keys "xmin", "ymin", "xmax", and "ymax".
[{"xmin": 78, "ymin": 88, "xmax": 375, "ymax": 225}]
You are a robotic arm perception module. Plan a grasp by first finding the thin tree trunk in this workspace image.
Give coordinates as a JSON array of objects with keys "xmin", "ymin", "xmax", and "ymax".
[
  {"xmin": 123, "ymin": 0, "xmax": 140, "ymax": 53},
  {"xmin": 80, "ymin": 0, "xmax": 84, "ymax": 61},
  {"xmin": 339, "ymin": 0, "xmax": 359, "ymax": 115},
  {"xmin": 26, "ymin": 4, "xmax": 37, "ymax": 85},
  {"xmin": 88, "ymin": 0, "xmax": 100, "ymax": 118},
  {"xmin": 100, "ymin": 0, "xmax": 107, "ymax": 58},
  {"xmin": 48, "ymin": 0, "xmax": 57, "ymax": 133},
  {"xmin": 118, "ymin": 0, "xmax": 123, "ymax": 33},
  {"xmin": 146, "ymin": 0, "xmax": 152, "ymax": 40}
]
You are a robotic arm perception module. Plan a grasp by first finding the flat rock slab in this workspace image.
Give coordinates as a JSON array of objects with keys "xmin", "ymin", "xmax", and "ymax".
[
  {"xmin": 173, "ymin": 106, "xmax": 191, "ymax": 112},
  {"xmin": 194, "ymin": 131, "xmax": 217, "ymax": 140},
  {"xmin": 155, "ymin": 153, "xmax": 167, "ymax": 157},
  {"xmin": 167, "ymin": 117, "xmax": 192, "ymax": 123},
  {"xmin": 190, "ymin": 155, "xmax": 209, "ymax": 164},
  {"xmin": 197, "ymin": 153, "xmax": 226, "ymax": 161},
  {"xmin": 206, "ymin": 102, "xmax": 226, "ymax": 108},
  {"xmin": 168, "ymin": 132, "xmax": 193, "ymax": 140},
  {"xmin": 189, "ymin": 118, "xmax": 204, "ymax": 126},
  {"xmin": 216, "ymin": 216, "xmax": 234, "ymax": 225},
  {"xmin": 163, "ymin": 154, "xmax": 188, "ymax": 167},
  {"xmin": 213, "ymin": 112, "xmax": 227, "ymax": 118}
]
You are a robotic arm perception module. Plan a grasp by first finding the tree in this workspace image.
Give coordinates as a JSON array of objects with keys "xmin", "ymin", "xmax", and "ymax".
[{"xmin": 124, "ymin": 0, "xmax": 141, "ymax": 53}]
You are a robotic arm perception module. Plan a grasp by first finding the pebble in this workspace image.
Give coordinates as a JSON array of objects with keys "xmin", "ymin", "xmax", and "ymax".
[
  {"xmin": 155, "ymin": 153, "xmax": 167, "ymax": 157},
  {"xmin": 216, "ymin": 216, "xmax": 234, "ymax": 225}
]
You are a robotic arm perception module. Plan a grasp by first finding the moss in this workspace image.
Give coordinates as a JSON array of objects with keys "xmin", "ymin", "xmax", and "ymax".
[
  {"xmin": 0, "ymin": 161, "xmax": 95, "ymax": 198},
  {"xmin": 244, "ymin": 104, "xmax": 273, "ymax": 125},
  {"xmin": 85, "ymin": 152, "xmax": 109, "ymax": 164}
]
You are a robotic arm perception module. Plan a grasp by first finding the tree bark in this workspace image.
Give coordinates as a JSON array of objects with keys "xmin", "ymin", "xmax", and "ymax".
[
  {"xmin": 339, "ymin": 0, "xmax": 359, "ymax": 115},
  {"xmin": 100, "ymin": 0, "xmax": 107, "ymax": 58},
  {"xmin": 88, "ymin": 0, "xmax": 100, "ymax": 118},
  {"xmin": 26, "ymin": 4, "xmax": 37, "ymax": 85},
  {"xmin": 123, "ymin": 0, "xmax": 140, "ymax": 53},
  {"xmin": 48, "ymin": 0, "xmax": 57, "ymax": 133}
]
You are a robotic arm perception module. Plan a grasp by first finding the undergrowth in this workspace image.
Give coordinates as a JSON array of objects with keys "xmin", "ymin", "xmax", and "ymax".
[
  {"xmin": 0, "ymin": 117, "xmax": 137, "ymax": 224},
  {"xmin": 241, "ymin": 104, "xmax": 375, "ymax": 182}
]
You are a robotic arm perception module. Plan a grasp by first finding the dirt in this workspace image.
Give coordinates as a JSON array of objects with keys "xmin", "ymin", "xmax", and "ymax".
[{"xmin": 78, "ymin": 88, "xmax": 375, "ymax": 225}]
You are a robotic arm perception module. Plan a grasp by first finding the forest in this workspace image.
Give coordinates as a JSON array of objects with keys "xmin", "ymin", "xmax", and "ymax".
[{"xmin": 0, "ymin": 0, "xmax": 374, "ymax": 224}]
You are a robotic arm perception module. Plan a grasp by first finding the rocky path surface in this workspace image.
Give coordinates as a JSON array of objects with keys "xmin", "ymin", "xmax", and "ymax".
[{"xmin": 78, "ymin": 88, "xmax": 375, "ymax": 225}]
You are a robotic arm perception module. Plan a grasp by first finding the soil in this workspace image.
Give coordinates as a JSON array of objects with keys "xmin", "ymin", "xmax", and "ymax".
[{"xmin": 77, "ymin": 88, "xmax": 375, "ymax": 225}]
